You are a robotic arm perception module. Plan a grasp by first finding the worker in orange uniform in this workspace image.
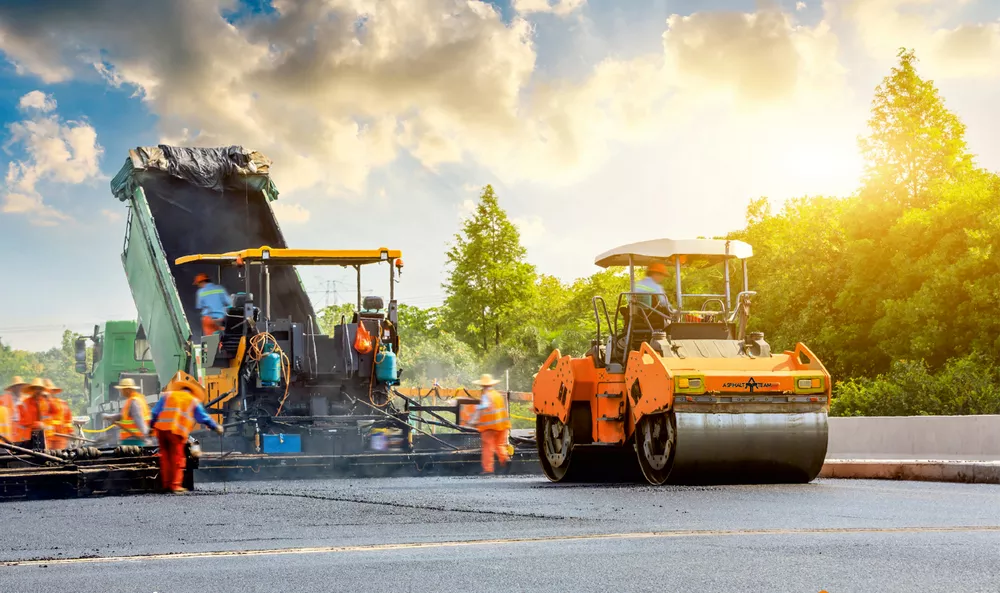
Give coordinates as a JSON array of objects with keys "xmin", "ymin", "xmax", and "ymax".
[
  {"xmin": 42, "ymin": 379, "xmax": 72, "ymax": 450},
  {"xmin": 194, "ymin": 273, "xmax": 232, "ymax": 336},
  {"xmin": 101, "ymin": 378, "xmax": 151, "ymax": 446},
  {"xmin": 471, "ymin": 374, "xmax": 511, "ymax": 474},
  {"xmin": 17, "ymin": 378, "xmax": 54, "ymax": 449},
  {"xmin": 148, "ymin": 371, "xmax": 223, "ymax": 493},
  {"xmin": 1, "ymin": 376, "xmax": 29, "ymax": 443}
]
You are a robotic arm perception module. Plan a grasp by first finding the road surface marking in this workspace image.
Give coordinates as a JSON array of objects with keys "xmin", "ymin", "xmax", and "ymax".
[{"xmin": 5, "ymin": 525, "xmax": 1000, "ymax": 567}]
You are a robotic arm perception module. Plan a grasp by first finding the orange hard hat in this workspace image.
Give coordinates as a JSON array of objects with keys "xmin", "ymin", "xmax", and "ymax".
[
  {"xmin": 647, "ymin": 263, "xmax": 668, "ymax": 275},
  {"xmin": 193, "ymin": 273, "xmax": 211, "ymax": 285}
]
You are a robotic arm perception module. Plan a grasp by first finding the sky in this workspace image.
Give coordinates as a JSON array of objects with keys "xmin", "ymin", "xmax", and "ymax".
[{"xmin": 1, "ymin": 0, "xmax": 999, "ymax": 351}]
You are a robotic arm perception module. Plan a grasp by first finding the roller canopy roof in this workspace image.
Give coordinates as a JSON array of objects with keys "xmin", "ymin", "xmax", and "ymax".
[
  {"xmin": 176, "ymin": 246, "xmax": 402, "ymax": 267},
  {"xmin": 594, "ymin": 239, "xmax": 753, "ymax": 268}
]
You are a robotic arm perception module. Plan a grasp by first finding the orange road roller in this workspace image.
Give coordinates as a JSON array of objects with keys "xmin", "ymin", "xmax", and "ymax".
[{"xmin": 532, "ymin": 239, "xmax": 830, "ymax": 485}]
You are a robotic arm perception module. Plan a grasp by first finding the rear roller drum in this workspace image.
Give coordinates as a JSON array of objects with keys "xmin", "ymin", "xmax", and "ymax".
[
  {"xmin": 635, "ymin": 412, "xmax": 677, "ymax": 485},
  {"xmin": 536, "ymin": 415, "xmax": 574, "ymax": 482}
]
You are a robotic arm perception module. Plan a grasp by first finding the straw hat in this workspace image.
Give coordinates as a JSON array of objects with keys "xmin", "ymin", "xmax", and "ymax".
[
  {"xmin": 42, "ymin": 378, "xmax": 63, "ymax": 395},
  {"xmin": 4, "ymin": 376, "xmax": 27, "ymax": 391},
  {"xmin": 165, "ymin": 371, "xmax": 206, "ymax": 399},
  {"xmin": 472, "ymin": 373, "xmax": 500, "ymax": 387},
  {"xmin": 113, "ymin": 377, "xmax": 141, "ymax": 393},
  {"xmin": 23, "ymin": 377, "xmax": 49, "ymax": 395}
]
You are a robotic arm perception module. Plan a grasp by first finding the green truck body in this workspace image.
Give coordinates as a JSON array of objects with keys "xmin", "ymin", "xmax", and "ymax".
[{"xmin": 80, "ymin": 320, "xmax": 159, "ymax": 418}]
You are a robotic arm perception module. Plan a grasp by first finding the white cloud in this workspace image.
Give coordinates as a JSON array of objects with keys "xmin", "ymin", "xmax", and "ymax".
[
  {"xmin": 0, "ymin": 1, "xmax": 847, "ymax": 197},
  {"xmin": 835, "ymin": 0, "xmax": 1000, "ymax": 78},
  {"xmin": 100, "ymin": 208, "xmax": 123, "ymax": 222},
  {"xmin": 796, "ymin": 2, "xmax": 807, "ymax": 11},
  {"xmin": 271, "ymin": 202, "xmax": 311, "ymax": 224},
  {"xmin": 661, "ymin": 7, "xmax": 845, "ymax": 104},
  {"xmin": 511, "ymin": 215, "xmax": 546, "ymax": 246},
  {"xmin": 513, "ymin": 0, "xmax": 586, "ymax": 17},
  {"xmin": 18, "ymin": 90, "xmax": 56, "ymax": 112},
  {"xmin": 457, "ymin": 198, "xmax": 476, "ymax": 219},
  {"xmin": 2, "ymin": 91, "xmax": 103, "ymax": 225}
]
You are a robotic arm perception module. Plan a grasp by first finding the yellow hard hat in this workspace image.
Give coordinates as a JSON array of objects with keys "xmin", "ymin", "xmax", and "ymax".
[{"xmin": 42, "ymin": 378, "xmax": 63, "ymax": 395}]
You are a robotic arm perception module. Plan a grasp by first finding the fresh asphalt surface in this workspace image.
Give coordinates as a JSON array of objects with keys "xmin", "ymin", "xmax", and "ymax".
[{"xmin": 3, "ymin": 476, "xmax": 999, "ymax": 592}]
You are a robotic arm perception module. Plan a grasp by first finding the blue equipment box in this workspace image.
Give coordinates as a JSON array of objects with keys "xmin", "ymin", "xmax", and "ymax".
[{"xmin": 262, "ymin": 433, "xmax": 302, "ymax": 454}]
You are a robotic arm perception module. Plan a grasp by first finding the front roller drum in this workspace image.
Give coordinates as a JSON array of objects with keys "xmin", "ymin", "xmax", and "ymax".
[{"xmin": 634, "ymin": 411, "xmax": 829, "ymax": 485}]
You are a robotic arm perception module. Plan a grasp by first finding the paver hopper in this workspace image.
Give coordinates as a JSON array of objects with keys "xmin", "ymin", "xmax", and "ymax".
[{"xmin": 532, "ymin": 239, "xmax": 830, "ymax": 485}]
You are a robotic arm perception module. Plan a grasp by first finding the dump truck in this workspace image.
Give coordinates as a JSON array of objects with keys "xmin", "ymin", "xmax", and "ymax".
[
  {"xmin": 98, "ymin": 145, "xmax": 536, "ymax": 479},
  {"xmin": 532, "ymin": 239, "xmax": 830, "ymax": 485}
]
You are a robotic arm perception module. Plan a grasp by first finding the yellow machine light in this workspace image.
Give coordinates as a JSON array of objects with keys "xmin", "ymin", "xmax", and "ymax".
[
  {"xmin": 674, "ymin": 375, "xmax": 705, "ymax": 394},
  {"xmin": 795, "ymin": 377, "xmax": 824, "ymax": 393}
]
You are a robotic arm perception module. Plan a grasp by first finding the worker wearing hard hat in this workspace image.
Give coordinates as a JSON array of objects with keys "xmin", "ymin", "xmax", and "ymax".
[
  {"xmin": 17, "ymin": 378, "xmax": 55, "ymax": 449},
  {"xmin": 42, "ymin": 379, "xmax": 72, "ymax": 450},
  {"xmin": 148, "ymin": 371, "xmax": 223, "ymax": 493},
  {"xmin": 470, "ymin": 374, "xmax": 511, "ymax": 475},
  {"xmin": 194, "ymin": 273, "xmax": 232, "ymax": 337},
  {"xmin": 102, "ymin": 378, "xmax": 151, "ymax": 446},
  {"xmin": 1, "ymin": 376, "xmax": 29, "ymax": 443}
]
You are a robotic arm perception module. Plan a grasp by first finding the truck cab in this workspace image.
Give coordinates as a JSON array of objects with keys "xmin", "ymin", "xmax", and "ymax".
[{"xmin": 76, "ymin": 320, "xmax": 160, "ymax": 426}]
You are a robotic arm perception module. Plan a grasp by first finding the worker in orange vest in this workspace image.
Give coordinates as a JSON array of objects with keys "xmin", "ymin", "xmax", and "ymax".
[
  {"xmin": 471, "ymin": 374, "xmax": 511, "ymax": 474},
  {"xmin": 42, "ymin": 379, "xmax": 72, "ymax": 450},
  {"xmin": 148, "ymin": 371, "xmax": 223, "ymax": 493},
  {"xmin": 17, "ymin": 378, "xmax": 55, "ymax": 449},
  {"xmin": 101, "ymin": 378, "xmax": 151, "ymax": 446},
  {"xmin": 0, "ymin": 394, "xmax": 10, "ymax": 443},
  {"xmin": 1, "ymin": 376, "xmax": 29, "ymax": 443}
]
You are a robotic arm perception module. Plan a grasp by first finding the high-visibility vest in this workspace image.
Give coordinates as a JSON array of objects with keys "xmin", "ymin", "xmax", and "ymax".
[
  {"xmin": 47, "ymin": 398, "xmax": 71, "ymax": 450},
  {"xmin": 18, "ymin": 395, "xmax": 57, "ymax": 448},
  {"xmin": 153, "ymin": 390, "xmax": 198, "ymax": 438},
  {"xmin": 119, "ymin": 394, "xmax": 151, "ymax": 441},
  {"xmin": 3, "ymin": 392, "xmax": 28, "ymax": 442},
  {"xmin": 476, "ymin": 390, "xmax": 511, "ymax": 433},
  {"xmin": 0, "ymin": 405, "xmax": 10, "ymax": 442}
]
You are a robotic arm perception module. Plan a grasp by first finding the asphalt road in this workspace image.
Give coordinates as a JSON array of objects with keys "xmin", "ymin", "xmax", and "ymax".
[{"xmin": 3, "ymin": 477, "xmax": 999, "ymax": 592}]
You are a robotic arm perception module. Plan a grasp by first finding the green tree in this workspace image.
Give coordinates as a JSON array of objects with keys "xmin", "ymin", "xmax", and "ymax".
[
  {"xmin": 443, "ymin": 185, "xmax": 536, "ymax": 351},
  {"xmin": 860, "ymin": 48, "xmax": 973, "ymax": 205},
  {"xmin": 316, "ymin": 303, "xmax": 356, "ymax": 335}
]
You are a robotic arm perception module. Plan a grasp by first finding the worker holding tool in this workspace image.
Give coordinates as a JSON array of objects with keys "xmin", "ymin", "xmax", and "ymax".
[
  {"xmin": 194, "ymin": 273, "xmax": 232, "ymax": 336},
  {"xmin": 471, "ymin": 374, "xmax": 511, "ymax": 475},
  {"xmin": 42, "ymin": 379, "xmax": 71, "ymax": 450},
  {"xmin": 1, "ymin": 376, "xmax": 28, "ymax": 443},
  {"xmin": 149, "ymin": 371, "xmax": 223, "ymax": 493},
  {"xmin": 102, "ymin": 378, "xmax": 151, "ymax": 446},
  {"xmin": 17, "ymin": 378, "xmax": 55, "ymax": 449}
]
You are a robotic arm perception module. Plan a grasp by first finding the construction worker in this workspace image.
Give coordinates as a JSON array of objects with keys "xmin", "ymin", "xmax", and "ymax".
[
  {"xmin": 635, "ymin": 263, "xmax": 669, "ymax": 308},
  {"xmin": 471, "ymin": 374, "xmax": 511, "ymax": 475},
  {"xmin": 148, "ymin": 371, "xmax": 223, "ymax": 493},
  {"xmin": 1, "ymin": 376, "xmax": 28, "ymax": 443},
  {"xmin": 0, "ymin": 392, "xmax": 10, "ymax": 443},
  {"xmin": 101, "ymin": 378, "xmax": 151, "ymax": 446},
  {"xmin": 42, "ymin": 379, "xmax": 72, "ymax": 450},
  {"xmin": 17, "ymin": 378, "xmax": 55, "ymax": 449},
  {"xmin": 194, "ymin": 273, "xmax": 232, "ymax": 336}
]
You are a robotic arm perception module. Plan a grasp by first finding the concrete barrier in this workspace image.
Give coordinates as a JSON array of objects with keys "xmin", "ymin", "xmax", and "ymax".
[{"xmin": 827, "ymin": 415, "xmax": 1000, "ymax": 461}]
